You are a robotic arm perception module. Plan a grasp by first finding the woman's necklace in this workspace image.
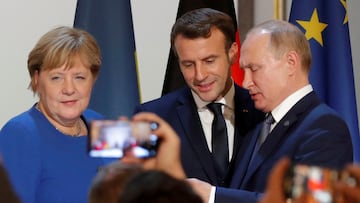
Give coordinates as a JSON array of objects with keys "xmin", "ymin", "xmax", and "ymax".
[
  {"xmin": 56, "ymin": 120, "xmax": 82, "ymax": 137},
  {"xmin": 35, "ymin": 104, "xmax": 83, "ymax": 137}
]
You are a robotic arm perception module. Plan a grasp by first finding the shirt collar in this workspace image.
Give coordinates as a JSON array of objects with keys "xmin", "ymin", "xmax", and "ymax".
[
  {"xmin": 192, "ymin": 82, "xmax": 235, "ymax": 111},
  {"xmin": 271, "ymin": 84, "xmax": 313, "ymax": 123}
]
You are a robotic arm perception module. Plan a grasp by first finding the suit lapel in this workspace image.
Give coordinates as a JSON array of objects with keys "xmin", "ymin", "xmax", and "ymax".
[
  {"xmin": 232, "ymin": 85, "xmax": 264, "ymax": 159},
  {"xmin": 225, "ymin": 84, "xmax": 266, "ymax": 185},
  {"xmin": 229, "ymin": 125, "xmax": 261, "ymax": 188},
  {"xmin": 176, "ymin": 89, "xmax": 218, "ymax": 183},
  {"xmin": 233, "ymin": 86, "xmax": 245, "ymax": 157},
  {"xmin": 240, "ymin": 114, "xmax": 297, "ymax": 186},
  {"xmin": 239, "ymin": 92, "xmax": 321, "ymax": 187}
]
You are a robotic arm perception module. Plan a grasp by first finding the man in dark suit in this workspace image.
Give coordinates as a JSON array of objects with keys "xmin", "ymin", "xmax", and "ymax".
[
  {"xmin": 134, "ymin": 8, "xmax": 264, "ymax": 187},
  {"xmin": 187, "ymin": 20, "xmax": 353, "ymax": 203}
]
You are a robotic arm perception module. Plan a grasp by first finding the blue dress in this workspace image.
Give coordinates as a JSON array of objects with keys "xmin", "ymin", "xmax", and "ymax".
[{"xmin": 0, "ymin": 104, "xmax": 115, "ymax": 203}]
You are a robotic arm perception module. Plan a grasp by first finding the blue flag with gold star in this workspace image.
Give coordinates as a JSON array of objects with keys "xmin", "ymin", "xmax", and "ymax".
[
  {"xmin": 289, "ymin": 0, "xmax": 360, "ymax": 162},
  {"xmin": 73, "ymin": 0, "xmax": 140, "ymax": 119}
]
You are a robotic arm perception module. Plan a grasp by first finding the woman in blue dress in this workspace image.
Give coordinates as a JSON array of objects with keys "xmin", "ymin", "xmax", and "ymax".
[{"xmin": 0, "ymin": 26, "xmax": 114, "ymax": 203}]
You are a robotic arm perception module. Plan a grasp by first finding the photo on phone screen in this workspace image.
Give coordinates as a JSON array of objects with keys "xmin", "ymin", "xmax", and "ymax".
[{"xmin": 88, "ymin": 120, "xmax": 159, "ymax": 159}]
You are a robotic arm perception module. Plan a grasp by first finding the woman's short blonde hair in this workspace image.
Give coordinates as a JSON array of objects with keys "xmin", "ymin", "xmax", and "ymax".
[{"xmin": 27, "ymin": 26, "xmax": 101, "ymax": 93}]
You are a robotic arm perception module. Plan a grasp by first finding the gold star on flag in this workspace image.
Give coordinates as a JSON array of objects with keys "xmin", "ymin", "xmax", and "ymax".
[
  {"xmin": 297, "ymin": 8, "xmax": 328, "ymax": 46},
  {"xmin": 340, "ymin": 0, "xmax": 349, "ymax": 24}
]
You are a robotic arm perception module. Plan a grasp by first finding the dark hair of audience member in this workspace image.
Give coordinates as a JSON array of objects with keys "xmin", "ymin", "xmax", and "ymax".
[
  {"xmin": 0, "ymin": 161, "xmax": 21, "ymax": 203},
  {"xmin": 88, "ymin": 162, "xmax": 143, "ymax": 203},
  {"xmin": 118, "ymin": 170, "xmax": 203, "ymax": 203}
]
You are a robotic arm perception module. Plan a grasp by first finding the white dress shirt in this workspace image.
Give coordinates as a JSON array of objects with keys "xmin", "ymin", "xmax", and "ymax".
[
  {"xmin": 191, "ymin": 84, "xmax": 235, "ymax": 160},
  {"xmin": 209, "ymin": 84, "xmax": 313, "ymax": 203}
]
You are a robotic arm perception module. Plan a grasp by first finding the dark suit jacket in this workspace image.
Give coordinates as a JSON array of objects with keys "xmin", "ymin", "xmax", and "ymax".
[
  {"xmin": 215, "ymin": 91, "xmax": 354, "ymax": 203},
  {"xmin": 134, "ymin": 85, "xmax": 264, "ymax": 186}
]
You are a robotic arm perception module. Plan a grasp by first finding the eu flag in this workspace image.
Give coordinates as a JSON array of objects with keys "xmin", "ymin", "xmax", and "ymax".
[
  {"xmin": 289, "ymin": 0, "xmax": 360, "ymax": 162},
  {"xmin": 74, "ymin": 0, "xmax": 140, "ymax": 119}
]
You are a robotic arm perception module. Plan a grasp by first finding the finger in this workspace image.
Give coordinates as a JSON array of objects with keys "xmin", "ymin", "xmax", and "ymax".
[
  {"xmin": 335, "ymin": 182, "xmax": 360, "ymax": 202},
  {"xmin": 121, "ymin": 154, "xmax": 143, "ymax": 164},
  {"xmin": 133, "ymin": 113, "xmax": 179, "ymax": 144},
  {"xmin": 259, "ymin": 158, "xmax": 290, "ymax": 203},
  {"xmin": 132, "ymin": 113, "xmax": 170, "ymax": 137},
  {"xmin": 265, "ymin": 157, "xmax": 291, "ymax": 201},
  {"xmin": 132, "ymin": 112, "xmax": 163, "ymax": 124},
  {"xmin": 142, "ymin": 158, "xmax": 156, "ymax": 170},
  {"xmin": 267, "ymin": 157, "xmax": 291, "ymax": 192},
  {"xmin": 117, "ymin": 116, "xmax": 129, "ymax": 121},
  {"xmin": 347, "ymin": 165, "xmax": 360, "ymax": 182}
]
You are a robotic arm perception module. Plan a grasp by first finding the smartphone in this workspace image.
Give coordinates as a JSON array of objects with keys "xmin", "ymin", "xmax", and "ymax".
[
  {"xmin": 284, "ymin": 164, "xmax": 356, "ymax": 203},
  {"xmin": 88, "ymin": 120, "xmax": 159, "ymax": 158}
]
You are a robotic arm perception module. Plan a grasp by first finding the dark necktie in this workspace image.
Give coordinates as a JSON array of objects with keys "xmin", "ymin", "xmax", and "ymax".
[
  {"xmin": 257, "ymin": 113, "xmax": 274, "ymax": 148},
  {"xmin": 249, "ymin": 113, "xmax": 274, "ymax": 165},
  {"xmin": 207, "ymin": 103, "xmax": 229, "ymax": 178}
]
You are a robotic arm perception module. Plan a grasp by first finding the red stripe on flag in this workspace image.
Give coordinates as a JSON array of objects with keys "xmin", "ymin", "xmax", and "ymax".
[{"xmin": 232, "ymin": 30, "xmax": 244, "ymax": 86}]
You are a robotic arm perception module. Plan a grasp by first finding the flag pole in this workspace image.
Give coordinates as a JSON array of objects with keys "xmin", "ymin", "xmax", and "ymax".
[{"xmin": 273, "ymin": 0, "xmax": 285, "ymax": 20}]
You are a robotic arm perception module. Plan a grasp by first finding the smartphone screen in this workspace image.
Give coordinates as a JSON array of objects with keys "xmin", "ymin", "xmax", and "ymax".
[{"xmin": 88, "ymin": 120, "xmax": 158, "ymax": 158}]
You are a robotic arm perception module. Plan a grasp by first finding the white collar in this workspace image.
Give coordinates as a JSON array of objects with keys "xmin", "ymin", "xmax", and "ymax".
[
  {"xmin": 271, "ymin": 84, "xmax": 313, "ymax": 123},
  {"xmin": 192, "ymin": 82, "xmax": 235, "ymax": 111}
]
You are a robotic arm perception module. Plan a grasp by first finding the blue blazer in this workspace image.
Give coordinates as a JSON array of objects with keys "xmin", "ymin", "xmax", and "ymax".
[
  {"xmin": 134, "ymin": 85, "xmax": 264, "ymax": 186},
  {"xmin": 215, "ymin": 91, "xmax": 354, "ymax": 203}
]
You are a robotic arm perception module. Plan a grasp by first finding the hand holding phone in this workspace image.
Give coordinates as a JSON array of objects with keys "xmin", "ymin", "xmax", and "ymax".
[{"xmin": 284, "ymin": 164, "xmax": 357, "ymax": 203}]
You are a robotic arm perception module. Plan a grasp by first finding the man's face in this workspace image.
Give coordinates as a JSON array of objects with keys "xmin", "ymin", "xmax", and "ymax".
[
  {"xmin": 240, "ymin": 32, "xmax": 290, "ymax": 112},
  {"xmin": 174, "ymin": 27, "xmax": 237, "ymax": 102}
]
